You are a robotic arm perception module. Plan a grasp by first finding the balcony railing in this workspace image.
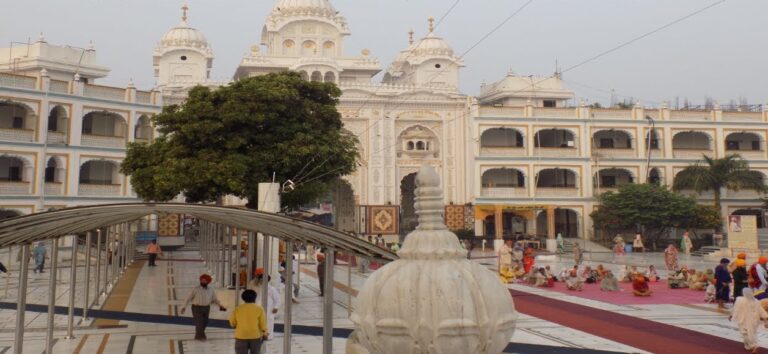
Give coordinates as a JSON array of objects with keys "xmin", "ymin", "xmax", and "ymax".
[
  {"xmin": 136, "ymin": 91, "xmax": 152, "ymax": 104},
  {"xmin": 593, "ymin": 148, "xmax": 636, "ymax": 158},
  {"xmin": 78, "ymin": 183, "xmax": 121, "ymax": 196},
  {"xmin": 49, "ymin": 80, "xmax": 69, "ymax": 94},
  {"xmin": 590, "ymin": 108, "xmax": 632, "ymax": 119},
  {"xmin": 479, "ymin": 146, "xmax": 526, "ymax": 157},
  {"xmin": 46, "ymin": 131, "xmax": 67, "ymax": 144},
  {"xmin": 0, "ymin": 181, "xmax": 31, "ymax": 194},
  {"xmin": 479, "ymin": 106, "xmax": 525, "ymax": 117},
  {"xmin": 0, "ymin": 72, "xmax": 36, "ymax": 89},
  {"xmin": 535, "ymin": 187, "xmax": 580, "ymax": 197},
  {"xmin": 672, "ymin": 148, "xmax": 712, "ymax": 159},
  {"xmin": 480, "ymin": 187, "xmax": 529, "ymax": 198},
  {"xmin": 532, "ymin": 107, "xmax": 576, "ymax": 118},
  {"xmin": 44, "ymin": 182, "xmax": 63, "ymax": 196},
  {"xmin": 722, "ymin": 112, "xmax": 763, "ymax": 122},
  {"xmin": 725, "ymin": 149, "xmax": 765, "ymax": 160},
  {"xmin": 0, "ymin": 128, "xmax": 35, "ymax": 142},
  {"xmin": 83, "ymin": 84, "xmax": 126, "ymax": 101},
  {"xmin": 533, "ymin": 147, "xmax": 579, "ymax": 157},
  {"xmin": 80, "ymin": 134, "xmax": 126, "ymax": 148},
  {"xmin": 670, "ymin": 110, "xmax": 712, "ymax": 121}
]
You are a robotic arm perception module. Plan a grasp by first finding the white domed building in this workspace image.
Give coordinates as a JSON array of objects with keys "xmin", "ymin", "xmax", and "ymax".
[{"xmin": 153, "ymin": 4, "xmax": 216, "ymax": 104}]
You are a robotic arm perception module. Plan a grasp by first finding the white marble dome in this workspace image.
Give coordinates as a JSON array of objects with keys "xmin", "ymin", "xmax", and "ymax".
[
  {"xmin": 273, "ymin": 0, "xmax": 336, "ymax": 16},
  {"xmin": 349, "ymin": 166, "xmax": 517, "ymax": 354},
  {"xmin": 160, "ymin": 20, "xmax": 210, "ymax": 50},
  {"xmin": 411, "ymin": 34, "xmax": 455, "ymax": 58}
]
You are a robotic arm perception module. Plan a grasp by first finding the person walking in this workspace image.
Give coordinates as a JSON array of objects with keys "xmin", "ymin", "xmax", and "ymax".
[
  {"xmin": 633, "ymin": 233, "xmax": 644, "ymax": 252},
  {"xmin": 248, "ymin": 268, "xmax": 281, "ymax": 340},
  {"xmin": 664, "ymin": 244, "xmax": 679, "ymax": 271},
  {"xmin": 33, "ymin": 242, "xmax": 48, "ymax": 273},
  {"xmin": 316, "ymin": 253, "xmax": 326, "ymax": 296},
  {"xmin": 145, "ymin": 239, "xmax": 163, "ymax": 267},
  {"xmin": 573, "ymin": 241, "xmax": 583, "ymax": 265},
  {"xmin": 733, "ymin": 259, "xmax": 749, "ymax": 299},
  {"xmin": 181, "ymin": 274, "xmax": 226, "ymax": 340},
  {"xmin": 715, "ymin": 258, "xmax": 733, "ymax": 309},
  {"xmin": 556, "ymin": 233, "xmax": 565, "ymax": 253},
  {"xmin": 730, "ymin": 288, "xmax": 768, "ymax": 353},
  {"xmin": 229, "ymin": 289, "xmax": 268, "ymax": 354},
  {"xmin": 499, "ymin": 240, "xmax": 513, "ymax": 273},
  {"xmin": 681, "ymin": 231, "xmax": 693, "ymax": 255}
]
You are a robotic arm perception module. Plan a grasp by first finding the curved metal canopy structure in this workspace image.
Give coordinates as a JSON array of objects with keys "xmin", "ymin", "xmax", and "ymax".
[{"xmin": 0, "ymin": 203, "xmax": 398, "ymax": 263}]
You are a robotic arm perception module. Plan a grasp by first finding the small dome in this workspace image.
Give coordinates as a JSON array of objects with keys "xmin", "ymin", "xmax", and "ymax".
[
  {"xmin": 160, "ymin": 21, "xmax": 210, "ymax": 49},
  {"xmin": 411, "ymin": 33, "xmax": 455, "ymax": 58}
]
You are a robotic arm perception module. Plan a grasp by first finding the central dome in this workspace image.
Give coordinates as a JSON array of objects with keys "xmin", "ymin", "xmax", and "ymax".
[
  {"xmin": 273, "ymin": 0, "xmax": 336, "ymax": 15},
  {"xmin": 411, "ymin": 33, "xmax": 455, "ymax": 58},
  {"xmin": 160, "ymin": 21, "xmax": 210, "ymax": 49}
]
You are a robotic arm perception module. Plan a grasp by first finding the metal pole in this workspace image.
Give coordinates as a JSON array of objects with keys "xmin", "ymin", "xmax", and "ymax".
[
  {"xmin": 4, "ymin": 245, "xmax": 11, "ymax": 298},
  {"xmin": 283, "ymin": 240, "xmax": 294, "ymax": 354},
  {"xmin": 323, "ymin": 248, "xmax": 335, "ymax": 354},
  {"xmin": 234, "ymin": 231, "xmax": 241, "ymax": 307},
  {"xmin": 65, "ymin": 235, "xmax": 78, "ymax": 339},
  {"xmin": 347, "ymin": 252, "xmax": 352, "ymax": 316},
  {"xmin": 220, "ymin": 225, "xmax": 226, "ymax": 285},
  {"xmin": 45, "ymin": 239, "xmax": 59, "ymax": 354},
  {"xmin": 103, "ymin": 227, "xmax": 109, "ymax": 296},
  {"xmin": 227, "ymin": 227, "xmax": 233, "ymax": 289},
  {"xmin": 13, "ymin": 243, "xmax": 30, "ymax": 354},
  {"xmin": 247, "ymin": 232, "xmax": 255, "ymax": 284},
  {"xmin": 94, "ymin": 229, "xmax": 102, "ymax": 306},
  {"xmin": 83, "ymin": 232, "xmax": 92, "ymax": 321},
  {"xmin": 260, "ymin": 234, "xmax": 269, "ymax": 316}
]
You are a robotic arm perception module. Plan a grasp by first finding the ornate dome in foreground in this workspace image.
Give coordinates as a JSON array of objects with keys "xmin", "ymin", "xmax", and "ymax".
[{"xmin": 349, "ymin": 165, "xmax": 517, "ymax": 354}]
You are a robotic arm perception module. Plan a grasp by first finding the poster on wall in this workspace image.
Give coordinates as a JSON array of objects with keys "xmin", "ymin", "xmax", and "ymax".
[
  {"xmin": 158, "ymin": 213, "xmax": 180, "ymax": 237},
  {"xmin": 728, "ymin": 215, "xmax": 758, "ymax": 250},
  {"xmin": 366, "ymin": 205, "xmax": 400, "ymax": 235}
]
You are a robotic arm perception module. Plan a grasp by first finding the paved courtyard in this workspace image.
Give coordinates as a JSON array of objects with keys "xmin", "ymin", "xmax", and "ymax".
[{"xmin": 0, "ymin": 245, "xmax": 760, "ymax": 353}]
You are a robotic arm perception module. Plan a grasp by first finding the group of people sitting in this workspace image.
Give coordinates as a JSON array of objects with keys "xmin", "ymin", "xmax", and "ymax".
[{"xmin": 506, "ymin": 263, "xmax": 654, "ymax": 296}]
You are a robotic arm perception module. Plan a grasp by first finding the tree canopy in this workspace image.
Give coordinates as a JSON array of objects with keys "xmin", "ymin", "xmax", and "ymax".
[
  {"xmin": 591, "ymin": 183, "xmax": 720, "ymax": 246},
  {"xmin": 122, "ymin": 72, "xmax": 359, "ymax": 209},
  {"xmin": 672, "ymin": 154, "xmax": 765, "ymax": 229}
]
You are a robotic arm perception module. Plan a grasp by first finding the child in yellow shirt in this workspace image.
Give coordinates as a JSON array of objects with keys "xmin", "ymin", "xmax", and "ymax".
[{"xmin": 229, "ymin": 289, "xmax": 269, "ymax": 354}]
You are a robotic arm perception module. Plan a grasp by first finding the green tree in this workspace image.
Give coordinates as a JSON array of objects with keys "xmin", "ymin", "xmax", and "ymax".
[
  {"xmin": 122, "ymin": 72, "xmax": 359, "ymax": 209},
  {"xmin": 672, "ymin": 154, "xmax": 766, "ymax": 229},
  {"xmin": 591, "ymin": 184, "xmax": 720, "ymax": 249}
]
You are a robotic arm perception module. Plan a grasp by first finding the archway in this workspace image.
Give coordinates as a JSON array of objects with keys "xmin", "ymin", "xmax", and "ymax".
[
  {"xmin": 400, "ymin": 173, "xmax": 417, "ymax": 235},
  {"xmin": 593, "ymin": 129, "xmax": 632, "ymax": 149},
  {"xmin": 725, "ymin": 132, "xmax": 762, "ymax": 151},
  {"xmin": 134, "ymin": 115, "xmax": 153, "ymax": 141},
  {"xmin": 536, "ymin": 168, "xmax": 577, "ymax": 188},
  {"xmin": 79, "ymin": 160, "xmax": 119, "ymax": 185},
  {"xmin": 324, "ymin": 72, "xmax": 336, "ymax": 84},
  {"xmin": 534, "ymin": 129, "xmax": 575, "ymax": 148},
  {"xmin": 502, "ymin": 211, "xmax": 528, "ymax": 237},
  {"xmin": 48, "ymin": 105, "xmax": 67, "ymax": 133},
  {"xmin": 594, "ymin": 168, "xmax": 634, "ymax": 188},
  {"xmin": 82, "ymin": 111, "xmax": 126, "ymax": 137},
  {"xmin": 311, "ymin": 71, "xmax": 322, "ymax": 82},
  {"xmin": 482, "ymin": 168, "xmax": 525, "ymax": 188},
  {"xmin": 0, "ymin": 156, "xmax": 26, "ymax": 182},
  {"xmin": 672, "ymin": 131, "xmax": 711, "ymax": 150},
  {"xmin": 481, "ymin": 128, "xmax": 524, "ymax": 148},
  {"xmin": 536, "ymin": 208, "xmax": 579, "ymax": 238},
  {"xmin": 648, "ymin": 168, "xmax": 662, "ymax": 185}
]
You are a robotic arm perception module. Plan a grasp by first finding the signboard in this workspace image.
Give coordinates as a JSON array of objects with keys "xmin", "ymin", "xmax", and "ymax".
[
  {"xmin": 728, "ymin": 215, "xmax": 758, "ymax": 250},
  {"xmin": 135, "ymin": 231, "xmax": 158, "ymax": 242}
]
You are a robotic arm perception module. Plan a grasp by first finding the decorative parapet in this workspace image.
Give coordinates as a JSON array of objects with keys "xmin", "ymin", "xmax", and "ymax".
[
  {"xmin": 349, "ymin": 165, "xmax": 516, "ymax": 354},
  {"xmin": 80, "ymin": 134, "xmax": 125, "ymax": 148},
  {"xmin": 0, "ymin": 72, "xmax": 36, "ymax": 89},
  {"xmin": 0, "ymin": 181, "xmax": 31, "ymax": 195},
  {"xmin": 0, "ymin": 128, "xmax": 35, "ymax": 142},
  {"xmin": 78, "ymin": 183, "xmax": 121, "ymax": 196}
]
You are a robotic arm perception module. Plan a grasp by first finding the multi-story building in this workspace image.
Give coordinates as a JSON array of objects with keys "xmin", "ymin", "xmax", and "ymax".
[
  {"xmin": 2, "ymin": 0, "xmax": 765, "ymax": 249},
  {"xmin": 0, "ymin": 38, "xmax": 162, "ymax": 214},
  {"xmin": 469, "ymin": 73, "xmax": 768, "ymax": 246}
]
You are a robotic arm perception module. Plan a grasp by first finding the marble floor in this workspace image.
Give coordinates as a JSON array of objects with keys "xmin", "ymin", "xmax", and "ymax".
[{"xmin": 0, "ymin": 246, "xmax": 758, "ymax": 353}]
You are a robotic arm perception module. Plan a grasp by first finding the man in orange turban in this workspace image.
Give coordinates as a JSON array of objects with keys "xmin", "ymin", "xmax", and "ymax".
[
  {"xmin": 180, "ymin": 273, "xmax": 225, "ymax": 340},
  {"xmin": 733, "ymin": 258, "xmax": 749, "ymax": 299},
  {"xmin": 317, "ymin": 253, "xmax": 326, "ymax": 296},
  {"xmin": 749, "ymin": 257, "xmax": 768, "ymax": 294},
  {"xmin": 632, "ymin": 275, "xmax": 652, "ymax": 297}
]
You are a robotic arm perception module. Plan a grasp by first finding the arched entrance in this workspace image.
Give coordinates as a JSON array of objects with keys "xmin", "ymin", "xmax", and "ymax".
[
  {"xmin": 400, "ymin": 173, "xmax": 417, "ymax": 235},
  {"xmin": 537, "ymin": 208, "xmax": 579, "ymax": 238}
]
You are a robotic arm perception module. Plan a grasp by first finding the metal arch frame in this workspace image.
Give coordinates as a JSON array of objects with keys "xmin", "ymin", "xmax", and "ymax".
[{"xmin": 0, "ymin": 203, "xmax": 398, "ymax": 263}]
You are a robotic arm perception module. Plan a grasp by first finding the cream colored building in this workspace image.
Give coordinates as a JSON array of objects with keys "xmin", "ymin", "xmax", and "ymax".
[
  {"xmin": 2, "ymin": 0, "xmax": 765, "ymax": 246},
  {"xmin": 0, "ymin": 38, "xmax": 162, "ymax": 214},
  {"xmin": 470, "ymin": 73, "xmax": 768, "ymax": 244}
]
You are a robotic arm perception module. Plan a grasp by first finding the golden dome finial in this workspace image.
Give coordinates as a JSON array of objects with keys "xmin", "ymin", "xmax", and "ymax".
[
  {"xmin": 427, "ymin": 16, "xmax": 435, "ymax": 33},
  {"xmin": 181, "ymin": 3, "xmax": 189, "ymax": 22}
]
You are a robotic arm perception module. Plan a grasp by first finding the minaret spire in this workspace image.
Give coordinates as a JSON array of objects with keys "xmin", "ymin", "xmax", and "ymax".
[
  {"xmin": 408, "ymin": 28, "xmax": 415, "ymax": 45},
  {"xmin": 181, "ymin": 3, "xmax": 189, "ymax": 22},
  {"xmin": 427, "ymin": 16, "xmax": 435, "ymax": 33}
]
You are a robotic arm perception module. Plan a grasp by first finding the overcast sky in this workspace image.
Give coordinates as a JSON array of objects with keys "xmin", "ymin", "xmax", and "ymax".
[{"xmin": 1, "ymin": 0, "xmax": 766, "ymax": 107}]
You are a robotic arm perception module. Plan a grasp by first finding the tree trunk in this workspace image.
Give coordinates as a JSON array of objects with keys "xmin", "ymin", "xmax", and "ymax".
[{"xmin": 713, "ymin": 187, "xmax": 723, "ymax": 233}]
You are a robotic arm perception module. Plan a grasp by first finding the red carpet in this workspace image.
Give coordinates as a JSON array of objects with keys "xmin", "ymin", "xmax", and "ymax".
[
  {"xmin": 510, "ymin": 289, "xmax": 744, "ymax": 354},
  {"xmin": 519, "ymin": 279, "xmax": 706, "ymax": 305}
]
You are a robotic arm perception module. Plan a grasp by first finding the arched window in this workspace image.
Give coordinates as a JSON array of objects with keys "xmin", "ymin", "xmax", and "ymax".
[
  {"xmin": 48, "ymin": 105, "xmax": 67, "ymax": 132},
  {"xmin": 44, "ymin": 158, "xmax": 57, "ymax": 183},
  {"xmin": 482, "ymin": 168, "xmax": 525, "ymax": 188},
  {"xmin": 82, "ymin": 111, "xmax": 126, "ymax": 137},
  {"xmin": 323, "ymin": 72, "xmax": 336, "ymax": 84},
  {"xmin": 299, "ymin": 71, "xmax": 309, "ymax": 81},
  {"xmin": 594, "ymin": 168, "xmax": 634, "ymax": 188},
  {"xmin": 534, "ymin": 129, "xmax": 575, "ymax": 148},
  {"xmin": 302, "ymin": 40, "xmax": 316, "ymax": 56},
  {"xmin": 537, "ymin": 168, "xmax": 577, "ymax": 188},
  {"xmin": 593, "ymin": 129, "xmax": 632, "ymax": 149},
  {"xmin": 134, "ymin": 115, "xmax": 153, "ymax": 141},
  {"xmin": 0, "ymin": 156, "xmax": 25, "ymax": 182},
  {"xmin": 310, "ymin": 71, "xmax": 322, "ymax": 82},
  {"xmin": 0, "ymin": 101, "xmax": 32, "ymax": 130},
  {"xmin": 322, "ymin": 41, "xmax": 335, "ymax": 57},
  {"xmin": 79, "ymin": 160, "xmax": 118, "ymax": 185},
  {"xmin": 725, "ymin": 132, "xmax": 762, "ymax": 151},
  {"xmin": 416, "ymin": 141, "xmax": 425, "ymax": 150},
  {"xmin": 481, "ymin": 128, "xmax": 524, "ymax": 148},
  {"xmin": 672, "ymin": 131, "xmax": 712, "ymax": 150},
  {"xmin": 648, "ymin": 168, "xmax": 662, "ymax": 185},
  {"xmin": 282, "ymin": 39, "xmax": 295, "ymax": 56},
  {"xmin": 407, "ymin": 141, "xmax": 414, "ymax": 150}
]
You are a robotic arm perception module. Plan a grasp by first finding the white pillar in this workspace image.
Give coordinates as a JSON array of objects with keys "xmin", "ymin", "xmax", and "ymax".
[{"xmin": 257, "ymin": 183, "xmax": 281, "ymax": 279}]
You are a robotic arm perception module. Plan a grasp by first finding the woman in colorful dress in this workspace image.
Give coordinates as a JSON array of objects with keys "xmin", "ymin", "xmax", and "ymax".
[{"xmin": 664, "ymin": 244, "xmax": 679, "ymax": 271}]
